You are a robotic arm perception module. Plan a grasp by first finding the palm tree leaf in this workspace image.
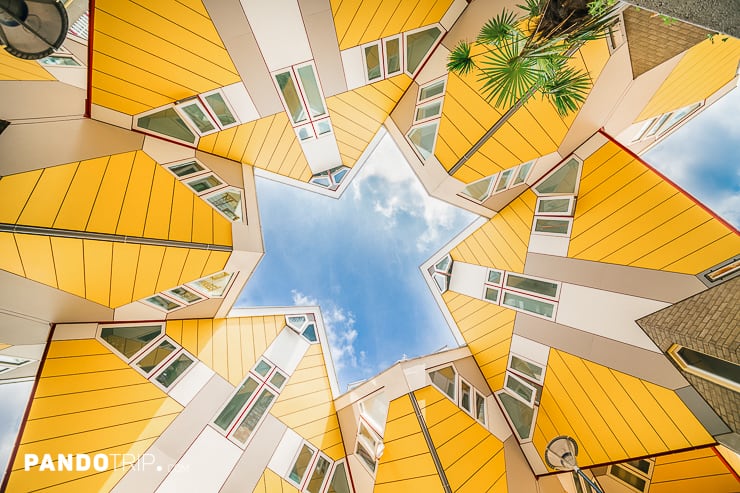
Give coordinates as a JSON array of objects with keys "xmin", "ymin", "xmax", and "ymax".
[
  {"xmin": 540, "ymin": 66, "xmax": 592, "ymax": 116},
  {"xmin": 516, "ymin": 0, "xmax": 543, "ymax": 17},
  {"xmin": 447, "ymin": 40, "xmax": 477, "ymax": 75},
  {"xmin": 477, "ymin": 34, "xmax": 543, "ymax": 109},
  {"xmin": 476, "ymin": 9, "xmax": 520, "ymax": 46}
]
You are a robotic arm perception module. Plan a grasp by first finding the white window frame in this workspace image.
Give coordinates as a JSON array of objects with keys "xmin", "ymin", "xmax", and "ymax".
[
  {"xmin": 355, "ymin": 417, "xmax": 383, "ymax": 474},
  {"xmin": 273, "ymin": 66, "xmax": 311, "ymax": 126},
  {"xmin": 507, "ymin": 353, "xmax": 546, "ymax": 386},
  {"xmin": 186, "ymin": 271, "xmax": 236, "ymax": 299},
  {"xmin": 141, "ymin": 293, "xmax": 184, "ymax": 313},
  {"xmin": 535, "ymin": 196, "xmax": 577, "ymax": 216},
  {"xmin": 608, "ymin": 463, "xmax": 651, "ymax": 493},
  {"xmin": 131, "ymin": 334, "xmax": 181, "ymax": 378},
  {"xmin": 403, "ymin": 23, "xmax": 444, "ymax": 77},
  {"xmin": 166, "ymin": 285, "xmax": 205, "ymax": 305},
  {"xmin": 501, "ymin": 290, "xmax": 558, "ymax": 321},
  {"xmin": 358, "ymin": 390, "xmax": 388, "ymax": 436},
  {"xmin": 200, "ymin": 88, "xmax": 240, "ymax": 131},
  {"xmin": 149, "ymin": 347, "xmax": 198, "ymax": 392},
  {"xmin": 494, "ymin": 168, "xmax": 515, "ymax": 192},
  {"xmin": 632, "ymin": 102, "xmax": 703, "ymax": 142},
  {"xmin": 0, "ymin": 355, "xmax": 34, "ymax": 373},
  {"xmin": 322, "ymin": 459, "xmax": 354, "ymax": 493},
  {"xmin": 134, "ymin": 104, "xmax": 200, "ymax": 147},
  {"xmin": 285, "ymin": 441, "xmax": 319, "ymax": 490},
  {"xmin": 533, "ymin": 156, "xmax": 583, "ymax": 197},
  {"xmin": 459, "ymin": 174, "xmax": 496, "ymax": 203},
  {"xmin": 482, "ymin": 284, "xmax": 501, "ymax": 304},
  {"xmin": 165, "ymin": 158, "xmax": 210, "ymax": 180},
  {"xmin": 406, "ymin": 119, "xmax": 440, "ymax": 161},
  {"xmin": 428, "ymin": 363, "xmax": 457, "ymax": 403},
  {"xmin": 504, "ymin": 272, "xmax": 561, "ymax": 301},
  {"xmin": 361, "ymin": 40, "xmax": 384, "ymax": 83},
  {"xmin": 202, "ymin": 185, "xmax": 245, "ymax": 222},
  {"xmin": 37, "ymin": 52, "xmax": 85, "ymax": 67},
  {"xmin": 417, "ymin": 76, "xmax": 447, "ymax": 103},
  {"xmin": 667, "ymin": 344, "xmax": 740, "ymax": 393},
  {"xmin": 532, "ymin": 216, "xmax": 574, "ymax": 237},
  {"xmin": 285, "ymin": 313, "xmax": 320, "ymax": 344},
  {"xmin": 96, "ymin": 323, "xmax": 165, "ymax": 364},
  {"xmin": 300, "ymin": 449, "xmax": 334, "ymax": 493},
  {"xmin": 383, "ymin": 35, "xmax": 403, "ymax": 77},
  {"xmin": 458, "ymin": 376, "xmax": 474, "ymax": 416},
  {"xmin": 511, "ymin": 160, "xmax": 535, "ymax": 186},
  {"xmin": 414, "ymin": 98, "xmax": 443, "ymax": 124},
  {"xmin": 185, "ymin": 172, "xmax": 227, "ymax": 197},
  {"xmin": 174, "ymin": 97, "xmax": 221, "ymax": 136},
  {"xmin": 473, "ymin": 390, "xmax": 486, "ymax": 425},
  {"xmin": 503, "ymin": 371, "xmax": 537, "ymax": 406},
  {"xmin": 494, "ymin": 389, "xmax": 538, "ymax": 442}
]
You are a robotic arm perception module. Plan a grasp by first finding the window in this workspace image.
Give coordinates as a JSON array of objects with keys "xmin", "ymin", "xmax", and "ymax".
[
  {"xmin": 134, "ymin": 337, "xmax": 177, "ymax": 375},
  {"xmin": 460, "ymin": 379, "xmax": 472, "ymax": 413},
  {"xmin": 475, "ymin": 392, "xmax": 486, "ymax": 424},
  {"xmin": 38, "ymin": 54, "xmax": 83, "ymax": 66},
  {"xmin": 461, "ymin": 175, "xmax": 496, "ymax": 202},
  {"xmin": 428, "ymin": 254, "xmax": 453, "ymax": 292},
  {"xmin": 201, "ymin": 89, "xmax": 238, "ymax": 129},
  {"xmin": 310, "ymin": 165, "xmax": 350, "ymax": 191},
  {"xmin": 536, "ymin": 196, "xmax": 576, "ymax": 216},
  {"xmin": 533, "ymin": 217, "xmax": 573, "ymax": 236},
  {"xmin": 428, "ymin": 365, "xmax": 487, "ymax": 426},
  {"xmin": 633, "ymin": 102, "xmax": 702, "ymax": 142},
  {"xmin": 482, "ymin": 270, "xmax": 560, "ymax": 320},
  {"xmin": 502, "ymin": 291, "xmax": 556, "ymax": 319},
  {"xmin": 405, "ymin": 26, "xmax": 442, "ymax": 75},
  {"xmin": 136, "ymin": 107, "xmax": 197, "ymax": 145},
  {"xmin": 168, "ymin": 286, "xmax": 203, "ymax": 305},
  {"xmin": 407, "ymin": 77, "xmax": 446, "ymax": 161},
  {"xmin": 430, "ymin": 366, "xmax": 456, "ymax": 400},
  {"xmin": 496, "ymin": 390, "xmax": 535, "ymax": 440},
  {"xmin": 274, "ymin": 62, "xmax": 331, "ymax": 141},
  {"xmin": 505, "ymin": 273, "xmax": 560, "ymax": 299},
  {"xmin": 418, "ymin": 79, "xmax": 445, "ymax": 102},
  {"xmin": 213, "ymin": 357, "xmax": 287, "ymax": 447},
  {"xmin": 363, "ymin": 43, "xmax": 383, "ymax": 81},
  {"xmin": 668, "ymin": 344, "xmax": 740, "ymax": 392},
  {"xmin": 286, "ymin": 313, "xmax": 320, "ymax": 343},
  {"xmin": 175, "ymin": 98, "xmax": 219, "ymax": 135},
  {"xmin": 534, "ymin": 157, "xmax": 582, "ymax": 196},
  {"xmin": 384, "ymin": 36, "xmax": 402, "ymax": 76},
  {"xmin": 187, "ymin": 271, "xmax": 235, "ymax": 298},
  {"xmin": 459, "ymin": 161, "xmax": 534, "ymax": 204},
  {"xmin": 143, "ymin": 294, "xmax": 182, "ymax": 312},
  {"xmin": 497, "ymin": 351, "xmax": 546, "ymax": 442},
  {"xmin": 359, "ymin": 391, "xmax": 390, "ymax": 434},
  {"xmin": 703, "ymin": 257, "xmax": 740, "ymax": 283},
  {"xmin": 356, "ymin": 420, "xmax": 383, "ymax": 473},
  {"xmin": 289, "ymin": 443, "xmax": 317, "ymax": 485},
  {"xmin": 504, "ymin": 372, "xmax": 537, "ymax": 406},
  {"xmin": 508, "ymin": 354, "xmax": 545, "ymax": 385},
  {"xmin": 609, "ymin": 463, "xmax": 650, "ymax": 492},
  {"xmin": 0, "ymin": 355, "xmax": 34, "ymax": 375},
  {"xmin": 99, "ymin": 324, "xmax": 163, "ymax": 360},
  {"xmin": 407, "ymin": 121, "xmax": 439, "ymax": 160},
  {"xmin": 414, "ymin": 100, "xmax": 442, "ymax": 122},
  {"xmin": 203, "ymin": 187, "xmax": 244, "ymax": 221},
  {"xmin": 155, "ymin": 352, "xmax": 195, "ymax": 388},
  {"xmin": 482, "ymin": 268, "xmax": 504, "ymax": 304},
  {"xmin": 512, "ymin": 160, "xmax": 534, "ymax": 185},
  {"xmin": 326, "ymin": 461, "xmax": 352, "ymax": 493},
  {"xmin": 495, "ymin": 168, "xmax": 514, "ymax": 192}
]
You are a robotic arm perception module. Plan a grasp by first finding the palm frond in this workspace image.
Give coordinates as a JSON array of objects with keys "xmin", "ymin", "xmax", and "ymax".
[
  {"xmin": 477, "ymin": 34, "xmax": 544, "ymax": 109},
  {"xmin": 540, "ymin": 66, "xmax": 592, "ymax": 115},
  {"xmin": 516, "ymin": 0, "xmax": 543, "ymax": 18},
  {"xmin": 476, "ymin": 9, "xmax": 520, "ymax": 46},
  {"xmin": 447, "ymin": 40, "xmax": 477, "ymax": 75}
]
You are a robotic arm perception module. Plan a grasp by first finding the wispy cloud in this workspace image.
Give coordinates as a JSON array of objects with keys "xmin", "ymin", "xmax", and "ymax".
[
  {"xmin": 351, "ymin": 135, "xmax": 475, "ymax": 252},
  {"xmin": 291, "ymin": 290, "xmax": 363, "ymax": 374}
]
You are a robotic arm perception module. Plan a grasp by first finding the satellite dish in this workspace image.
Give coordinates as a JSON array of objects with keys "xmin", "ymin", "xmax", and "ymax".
[{"xmin": 0, "ymin": 0, "xmax": 68, "ymax": 60}]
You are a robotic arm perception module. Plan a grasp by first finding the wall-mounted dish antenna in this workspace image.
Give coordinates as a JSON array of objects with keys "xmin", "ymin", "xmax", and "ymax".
[{"xmin": 0, "ymin": 0, "xmax": 68, "ymax": 60}]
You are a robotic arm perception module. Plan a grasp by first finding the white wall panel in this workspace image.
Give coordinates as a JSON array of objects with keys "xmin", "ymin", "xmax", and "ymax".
[
  {"xmin": 169, "ymin": 362, "xmax": 215, "ymax": 406},
  {"xmin": 262, "ymin": 327, "xmax": 310, "ymax": 375},
  {"xmin": 340, "ymin": 46, "xmax": 366, "ymax": 91},
  {"xmin": 449, "ymin": 261, "xmax": 488, "ymax": 299}
]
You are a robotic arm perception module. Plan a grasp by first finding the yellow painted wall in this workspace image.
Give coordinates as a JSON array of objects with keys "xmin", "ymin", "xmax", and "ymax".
[
  {"xmin": 331, "ymin": 0, "xmax": 454, "ymax": 50},
  {"xmin": 6, "ymin": 339, "xmax": 182, "ymax": 493},
  {"xmin": 441, "ymin": 292, "xmax": 515, "ymax": 391},
  {"xmin": 91, "ymin": 0, "xmax": 240, "ymax": 115},
  {"xmin": 198, "ymin": 113, "xmax": 313, "ymax": 183},
  {"xmin": 569, "ymin": 140, "xmax": 739, "ymax": 274},
  {"xmin": 449, "ymin": 190, "xmax": 536, "ymax": 272},
  {"xmin": 328, "ymin": 75, "xmax": 412, "ymax": 168},
  {"xmin": 0, "ymin": 50, "xmax": 54, "ymax": 81},
  {"xmin": 441, "ymin": 40, "xmax": 610, "ymax": 182},
  {"xmin": 414, "ymin": 386, "xmax": 507, "ymax": 493},
  {"xmin": 0, "ymin": 343, "xmax": 9, "ymax": 351},
  {"xmin": 166, "ymin": 315, "xmax": 285, "ymax": 386},
  {"xmin": 649, "ymin": 448, "xmax": 739, "ymax": 493},
  {"xmin": 374, "ymin": 393, "xmax": 444, "ymax": 493},
  {"xmin": 637, "ymin": 37, "xmax": 740, "ymax": 121},
  {"xmin": 271, "ymin": 345, "xmax": 345, "ymax": 461},
  {"xmin": 533, "ymin": 350, "xmax": 714, "ymax": 469},
  {"xmin": 252, "ymin": 468, "xmax": 299, "ymax": 493}
]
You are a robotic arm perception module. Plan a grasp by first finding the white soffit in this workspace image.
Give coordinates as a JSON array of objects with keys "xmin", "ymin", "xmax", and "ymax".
[
  {"xmin": 340, "ymin": 46, "xmax": 366, "ymax": 91},
  {"xmin": 262, "ymin": 327, "xmax": 310, "ymax": 375},
  {"xmin": 449, "ymin": 261, "xmax": 488, "ymax": 299},
  {"xmin": 240, "ymin": 0, "xmax": 313, "ymax": 71},
  {"xmin": 169, "ymin": 362, "xmax": 215, "ymax": 407},
  {"xmin": 222, "ymin": 82, "xmax": 260, "ymax": 124},
  {"xmin": 301, "ymin": 134, "xmax": 344, "ymax": 174}
]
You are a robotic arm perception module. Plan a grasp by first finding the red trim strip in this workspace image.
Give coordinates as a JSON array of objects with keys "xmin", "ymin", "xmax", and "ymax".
[
  {"xmin": 84, "ymin": 0, "xmax": 96, "ymax": 118},
  {"xmin": 0, "ymin": 323, "xmax": 56, "ymax": 492},
  {"xmin": 712, "ymin": 445, "xmax": 740, "ymax": 482},
  {"xmin": 599, "ymin": 129, "xmax": 740, "ymax": 236}
]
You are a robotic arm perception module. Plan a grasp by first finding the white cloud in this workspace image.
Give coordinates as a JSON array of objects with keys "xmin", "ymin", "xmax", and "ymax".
[
  {"xmin": 291, "ymin": 290, "xmax": 360, "ymax": 373},
  {"xmin": 351, "ymin": 135, "xmax": 474, "ymax": 251}
]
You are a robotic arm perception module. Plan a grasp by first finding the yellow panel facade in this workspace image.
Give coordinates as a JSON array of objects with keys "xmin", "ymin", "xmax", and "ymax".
[
  {"xmin": 449, "ymin": 190, "xmax": 536, "ymax": 272},
  {"xmin": 271, "ymin": 345, "xmax": 345, "ymax": 460},
  {"xmin": 441, "ymin": 291, "xmax": 515, "ymax": 391},
  {"xmin": 252, "ymin": 468, "xmax": 300, "ymax": 493},
  {"xmin": 331, "ymin": 0, "xmax": 454, "ymax": 50},
  {"xmin": 0, "ymin": 50, "xmax": 54, "ymax": 80},
  {"xmin": 414, "ymin": 386, "xmax": 507, "ymax": 492},
  {"xmin": 533, "ymin": 349, "xmax": 714, "ymax": 469},
  {"xmin": 569, "ymin": 141, "xmax": 740, "ymax": 274},
  {"xmin": 5, "ymin": 339, "xmax": 182, "ymax": 492},
  {"xmin": 649, "ymin": 448, "xmax": 739, "ymax": 493},
  {"xmin": 374, "ymin": 393, "xmax": 445, "ymax": 493},
  {"xmin": 638, "ymin": 37, "xmax": 740, "ymax": 121},
  {"xmin": 91, "ymin": 0, "xmax": 240, "ymax": 114}
]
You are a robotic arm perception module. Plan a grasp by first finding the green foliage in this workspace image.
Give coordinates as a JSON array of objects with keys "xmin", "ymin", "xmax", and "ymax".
[
  {"xmin": 659, "ymin": 14, "xmax": 676, "ymax": 26},
  {"xmin": 446, "ymin": 1, "xmax": 619, "ymax": 116}
]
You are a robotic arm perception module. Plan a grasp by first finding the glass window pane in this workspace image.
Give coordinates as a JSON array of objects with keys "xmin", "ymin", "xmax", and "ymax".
[
  {"xmin": 435, "ymin": 255, "xmax": 451, "ymax": 272},
  {"xmin": 498, "ymin": 391, "xmax": 534, "ymax": 439},
  {"xmin": 155, "ymin": 353, "xmax": 195, "ymax": 388},
  {"xmin": 190, "ymin": 271, "xmax": 233, "ymax": 297},
  {"xmin": 488, "ymin": 270, "xmax": 502, "ymax": 284},
  {"xmin": 430, "ymin": 367, "xmax": 456, "ymax": 400},
  {"xmin": 364, "ymin": 44, "xmax": 382, "ymax": 80},
  {"xmin": 626, "ymin": 459, "xmax": 651, "ymax": 474},
  {"xmin": 534, "ymin": 218, "xmax": 570, "ymax": 235},
  {"xmin": 180, "ymin": 102, "xmax": 216, "ymax": 133},
  {"xmin": 506, "ymin": 374, "xmax": 534, "ymax": 403},
  {"xmin": 513, "ymin": 161, "xmax": 533, "ymax": 185},
  {"xmin": 406, "ymin": 27, "xmax": 442, "ymax": 74},
  {"xmin": 302, "ymin": 323, "xmax": 318, "ymax": 342},
  {"xmin": 297, "ymin": 125, "xmax": 313, "ymax": 141},
  {"xmin": 297, "ymin": 65, "xmax": 326, "ymax": 118},
  {"xmin": 137, "ymin": 108, "xmax": 196, "ymax": 144},
  {"xmin": 316, "ymin": 119, "xmax": 332, "ymax": 135},
  {"xmin": 506, "ymin": 274, "xmax": 558, "ymax": 298},
  {"xmin": 647, "ymin": 112, "xmax": 671, "ymax": 136},
  {"xmin": 657, "ymin": 102, "xmax": 700, "ymax": 135},
  {"xmin": 677, "ymin": 347, "xmax": 740, "ymax": 385},
  {"xmin": 232, "ymin": 388, "xmax": 276, "ymax": 443},
  {"xmin": 355, "ymin": 440, "xmax": 376, "ymax": 472},
  {"xmin": 136, "ymin": 339, "xmax": 177, "ymax": 374},
  {"xmin": 502, "ymin": 292, "xmax": 555, "ymax": 318},
  {"xmin": 331, "ymin": 167, "xmax": 348, "ymax": 184},
  {"xmin": 145, "ymin": 295, "xmax": 180, "ymax": 311},
  {"xmin": 287, "ymin": 315, "xmax": 307, "ymax": 328},
  {"xmin": 484, "ymin": 287, "xmax": 499, "ymax": 302},
  {"xmin": 204, "ymin": 92, "xmax": 237, "ymax": 127},
  {"xmin": 100, "ymin": 325, "xmax": 162, "ymax": 359},
  {"xmin": 187, "ymin": 174, "xmax": 223, "ymax": 193},
  {"xmin": 408, "ymin": 122, "xmax": 438, "ymax": 160},
  {"xmin": 270, "ymin": 371, "xmax": 287, "ymax": 389},
  {"xmin": 385, "ymin": 38, "xmax": 401, "ymax": 73},
  {"xmin": 276, "ymin": 71, "xmax": 307, "ymax": 123},
  {"xmin": 495, "ymin": 169, "xmax": 514, "ymax": 192},
  {"xmin": 327, "ymin": 462, "xmax": 350, "ymax": 493},
  {"xmin": 214, "ymin": 377, "xmax": 259, "ymax": 430},
  {"xmin": 475, "ymin": 393, "xmax": 486, "ymax": 422},
  {"xmin": 39, "ymin": 55, "xmax": 81, "ymax": 66},
  {"xmin": 419, "ymin": 80, "xmax": 445, "ymax": 101},
  {"xmin": 510, "ymin": 355, "xmax": 543, "ymax": 382},
  {"xmin": 254, "ymin": 360, "xmax": 272, "ymax": 377},
  {"xmin": 537, "ymin": 197, "xmax": 572, "ymax": 213},
  {"xmin": 610, "ymin": 465, "xmax": 647, "ymax": 491},
  {"xmin": 168, "ymin": 287, "xmax": 202, "ymax": 304},
  {"xmin": 706, "ymin": 259, "xmax": 740, "ymax": 281},
  {"xmin": 460, "ymin": 381, "xmax": 471, "ymax": 412},
  {"xmin": 535, "ymin": 158, "xmax": 580, "ymax": 194},
  {"xmin": 306, "ymin": 456, "xmax": 331, "ymax": 493},
  {"xmin": 207, "ymin": 189, "xmax": 242, "ymax": 221},
  {"xmin": 0, "ymin": 355, "xmax": 30, "ymax": 366},
  {"xmin": 361, "ymin": 392, "xmax": 389, "ymax": 432},
  {"xmin": 289, "ymin": 444, "xmax": 316, "ymax": 484},
  {"xmin": 433, "ymin": 272, "xmax": 448, "ymax": 292},
  {"xmin": 461, "ymin": 176, "xmax": 494, "ymax": 202},
  {"xmin": 415, "ymin": 100, "xmax": 441, "ymax": 121},
  {"xmin": 168, "ymin": 160, "xmax": 204, "ymax": 177}
]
